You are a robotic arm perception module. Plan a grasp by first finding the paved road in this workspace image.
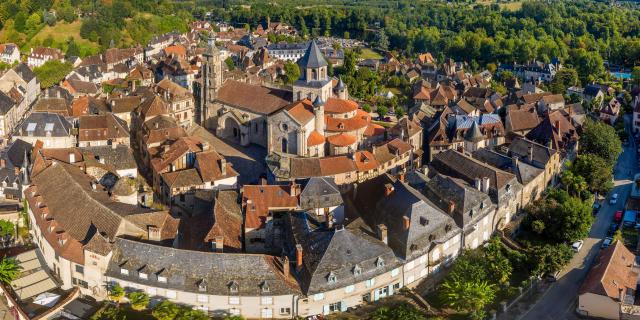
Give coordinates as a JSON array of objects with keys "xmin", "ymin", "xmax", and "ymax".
[{"xmin": 520, "ymin": 115, "xmax": 637, "ymax": 320}]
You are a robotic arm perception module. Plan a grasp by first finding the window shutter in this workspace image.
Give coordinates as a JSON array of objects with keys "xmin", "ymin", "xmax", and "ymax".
[
  {"xmin": 323, "ymin": 305, "xmax": 330, "ymax": 315},
  {"xmin": 340, "ymin": 301, "xmax": 348, "ymax": 312}
]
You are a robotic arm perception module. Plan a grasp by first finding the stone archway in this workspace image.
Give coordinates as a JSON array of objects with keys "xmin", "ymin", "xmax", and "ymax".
[{"xmin": 221, "ymin": 116, "xmax": 241, "ymax": 143}]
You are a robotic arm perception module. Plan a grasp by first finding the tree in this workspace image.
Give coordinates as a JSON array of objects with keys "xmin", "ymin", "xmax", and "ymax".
[
  {"xmin": 526, "ymin": 190, "xmax": 593, "ymax": 242},
  {"xmin": 66, "ymin": 38, "xmax": 80, "ymax": 57},
  {"xmin": 530, "ymin": 244, "xmax": 573, "ymax": 276},
  {"xmin": 632, "ymin": 66, "xmax": 640, "ymax": 87},
  {"xmin": 376, "ymin": 105, "xmax": 388, "ymax": 118},
  {"xmin": 372, "ymin": 303, "xmax": 426, "ymax": 320},
  {"xmin": 571, "ymin": 154, "xmax": 614, "ymax": 195},
  {"xmin": 580, "ymin": 119, "xmax": 622, "ymax": 167},
  {"xmin": 613, "ymin": 229, "xmax": 624, "ymax": 243},
  {"xmin": 127, "ymin": 291, "xmax": 149, "ymax": 311},
  {"xmin": 0, "ymin": 220, "xmax": 14, "ymax": 237},
  {"xmin": 224, "ymin": 57, "xmax": 235, "ymax": 71},
  {"xmin": 362, "ymin": 104, "xmax": 372, "ymax": 113},
  {"xmin": 109, "ymin": 283, "xmax": 125, "ymax": 302},
  {"xmin": 560, "ymin": 170, "xmax": 587, "ymax": 197},
  {"xmin": 0, "ymin": 258, "xmax": 21, "ymax": 284},
  {"xmin": 90, "ymin": 304, "xmax": 126, "ymax": 320},
  {"xmin": 482, "ymin": 237, "xmax": 513, "ymax": 285},
  {"xmin": 33, "ymin": 60, "xmax": 73, "ymax": 89},
  {"xmin": 376, "ymin": 30, "xmax": 389, "ymax": 51},
  {"xmin": 394, "ymin": 107, "xmax": 405, "ymax": 118},
  {"xmin": 152, "ymin": 300, "xmax": 181, "ymax": 320},
  {"xmin": 531, "ymin": 220, "xmax": 545, "ymax": 235},
  {"xmin": 176, "ymin": 308, "xmax": 209, "ymax": 320},
  {"xmin": 441, "ymin": 278, "xmax": 495, "ymax": 313},
  {"xmin": 283, "ymin": 61, "xmax": 300, "ymax": 85},
  {"xmin": 549, "ymin": 68, "xmax": 579, "ymax": 94}
]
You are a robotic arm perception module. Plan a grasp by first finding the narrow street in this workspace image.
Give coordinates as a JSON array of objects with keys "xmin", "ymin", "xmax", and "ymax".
[{"xmin": 520, "ymin": 115, "xmax": 637, "ymax": 320}]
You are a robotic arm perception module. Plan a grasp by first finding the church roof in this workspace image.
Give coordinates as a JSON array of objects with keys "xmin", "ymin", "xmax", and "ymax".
[{"xmin": 298, "ymin": 41, "xmax": 327, "ymax": 69}]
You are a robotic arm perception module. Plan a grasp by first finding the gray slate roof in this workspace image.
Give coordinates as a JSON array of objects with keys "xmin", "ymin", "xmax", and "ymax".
[
  {"xmin": 0, "ymin": 91, "xmax": 16, "ymax": 115},
  {"xmin": 107, "ymin": 238, "xmax": 300, "ymax": 296},
  {"xmin": 16, "ymin": 112, "xmax": 72, "ymax": 138},
  {"xmin": 508, "ymin": 137, "xmax": 556, "ymax": 169},
  {"xmin": 354, "ymin": 175, "xmax": 460, "ymax": 260},
  {"xmin": 79, "ymin": 145, "xmax": 137, "ymax": 172},
  {"xmin": 298, "ymin": 40, "xmax": 327, "ymax": 69},
  {"xmin": 423, "ymin": 173, "xmax": 493, "ymax": 230},
  {"xmin": 288, "ymin": 212, "xmax": 399, "ymax": 295},
  {"xmin": 299, "ymin": 177, "xmax": 342, "ymax": 210},
  {"xmin": 14, "ymin": 63, "xmax": 36, "ymax": 83}
]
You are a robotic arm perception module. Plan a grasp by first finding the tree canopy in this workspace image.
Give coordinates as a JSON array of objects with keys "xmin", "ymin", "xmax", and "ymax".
[
  {"xmin": 580, "ymin": 119, "xmax": 622, "ymax": 167},
  {"xmin": 33, "ymin": 60, "xmax": 73, "ymax": 89}
]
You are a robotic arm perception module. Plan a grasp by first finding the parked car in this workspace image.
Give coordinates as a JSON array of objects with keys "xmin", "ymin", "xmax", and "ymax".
[
  {"xmin": 546, "ymin": 270, "xmax": 561, "ymax": 282},
  {"xmin": 592, "ymin": 202, "xmax": 601, "ymax": 215},
  {"xmin": 601, "ymin": 237, "xmax": 613, "ymax": 249},
  {"xmin": 609, "ymin": 222, "xmax": 619, "ymax": 235},
  {"xmin": 615, "ymin": 210, "xmax": 623, "ymax": 222},
  {"xmin": 610, "ymin": 193, "xmax": 619, "ymax": 205},
  {"xmin": 571, "ymin": 240, "xmax": 584, "ymax": 252}
]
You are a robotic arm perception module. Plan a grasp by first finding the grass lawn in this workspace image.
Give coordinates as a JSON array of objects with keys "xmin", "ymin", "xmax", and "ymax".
[
  {"xmin": 30, "ymin": 21, "xmax": 100, "ymax": 55},
  {"xmin": 358, "ymin": 48, "xmax": 383, "ymax": 60},
  {"xmin": 500, "ymin": 1, "xmax": 523, "ymax": 11}
]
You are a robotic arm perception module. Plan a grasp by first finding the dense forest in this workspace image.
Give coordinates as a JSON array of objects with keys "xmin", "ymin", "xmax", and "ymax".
[{"xmin": 203, "ymin": 0, "xmax": 640, "ymax": 82}]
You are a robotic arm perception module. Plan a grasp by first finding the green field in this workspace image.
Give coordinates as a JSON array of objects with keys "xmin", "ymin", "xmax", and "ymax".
[
  {"xmin": 30, "ymin": 21, "xmax": 100, "ymax": 56},
  {"xmin": 358, "ymin": 48, "xmax": 383, "ymax": 60}
]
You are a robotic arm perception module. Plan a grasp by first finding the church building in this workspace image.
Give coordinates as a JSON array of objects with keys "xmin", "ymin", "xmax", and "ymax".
[{"xmin": 201, "ymin": 33, "xmax": 375, "ymax": 158}]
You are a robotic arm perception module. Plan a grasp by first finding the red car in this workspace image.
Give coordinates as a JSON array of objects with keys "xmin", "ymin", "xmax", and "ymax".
[{"xmin": 615, "ymin": 210, "xmax": 623, "ymax": 222}]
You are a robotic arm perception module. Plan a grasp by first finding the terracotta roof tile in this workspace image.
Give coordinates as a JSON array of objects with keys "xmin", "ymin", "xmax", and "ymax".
[
  {"xmin": 306, "ymin": 130, "xmax": 325, "ymax": 146},
  {"xmin": 326, "ymin": 133, "xmax": 357, "ymax": 147},
  {"xmin": 243, "ymin": 185, "xmax": 297, "ymax": 229},
  {"xmin": 324, "ymin": 98, "xmax": 358, "ymax": 114},
  {"xmin": 217, "ymin": 80, "xmax": 291, "ymax": 115}
]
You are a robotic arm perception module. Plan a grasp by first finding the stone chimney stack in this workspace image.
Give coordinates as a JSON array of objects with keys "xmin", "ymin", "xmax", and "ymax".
[
  {"xmin": 402, "ymin": 216, "xmax": 410, "ymax": 230},
  {"xmin": 295, "ymin": 244, "xmax": 303, "ymax": 272},
  {"xmin": 147, "ymin": 226, "xmax": 161, "ymax": 241},
  {"xmin": 384, "ymin": 183, "xmax": 394, "ymax": 197},
  {"xmin": 69, "ymin": 152, "xmax": 75, "ymax": 164},
  {"xmin": 214, "ymin": 236, "xmax": 224, "ymax": 252},
  {"xmin": 481, "ymin": 177, "xmax": 490, "ymax": 193},
  {"xmin": 376, "ymin": 224, "xmax": 388, "ymax": 244},
  {"xmin": 282, "ymin": 256, "xmax": 290, "ymax": 278}
]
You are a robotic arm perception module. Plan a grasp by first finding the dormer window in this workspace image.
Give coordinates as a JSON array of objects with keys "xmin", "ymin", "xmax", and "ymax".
[
  {"xmin": 376, "ymin": 257, "xmax": 385, "ymax": 268},
  {"xmin": 327, "ymin": 272, "xmax": 337, "ymax": 283},
  {"xmin": 139, "ymin": 272, "xmax": 148, "ymax": 280},
  {"xmin": 480, "ymin": 202, "xmax": 485, "ymax": 209},
  {"xmin": 506, "ymin": 184, "xmax": 511, "ymax": 192},
  {"xmin": 445, "ymin": 224, "xmax": 452, "ymax": 232},
  {"xmin": 229, "ymin": 281, "xmax": 239, "ymax": 293},
  {"xmin": 120, "ymin": 268, "xmax": 129, "ymax": 275},
  {"xmin": 198, "ymin": 279, "xmax": 207, "ymax": 292},
  {"xmin": 158, "ymin": 276, "xmax": 167, "ymax": 283},
  {"xmin": 353, "ymin": 265, "xmax": 362, "ymax": 276},
  {"xmin": 261, "ymin": 281, "xmax": 270, "ymax": 293}
]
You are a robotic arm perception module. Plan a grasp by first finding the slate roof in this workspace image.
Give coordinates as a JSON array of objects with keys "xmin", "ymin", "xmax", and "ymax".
[
  {"xmin": 0, "ymin": 91, "xmax": 16, "ymax": 115},
  {"xmin": 472, "ymin": 148, "xmax": 543, "ymax": 186},
  {"xmin": 14, "ymin": 63, "xmax": 36, "ymax": 82},
  {"xmin": 423, "ymin": 173, "xmax": 492, "ymax": 229},
  {"xmin": 16, "ymin": 112, "xmax": 72, "ymax": 138},
  {"xmin": 79, "ymin": 145, "xmax": 137, "ymax": 172},
  {"xmin": 107, "ymin": 238, "xmax": 300, "ymax": 296},
  {"xmin": 508, "ymin": 137, "xmax": 557, "ymax": 169},
  {"xmin": 299, "ymin": 177, "xmax": 342, "ymax": 210},
  {"xmin": 298, "ymin": 40, "xmax": 327, "ymax": 69},
  {"xmin": 288, "ymin": 212, "xmax": 399, "ymax": 295},
  {"xmin": 354, "ymin": 175, "xmax": 460, "ymax": 260},
  {"xmin": 5, "ymin": 139, "xmax": 32, "ymax": 168}
]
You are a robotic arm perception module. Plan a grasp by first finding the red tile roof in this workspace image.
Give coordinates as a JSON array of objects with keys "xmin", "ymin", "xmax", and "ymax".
[
  {"xmin": 243, "ymin": 185, "xmax": 298, "ymax": 229},
  {"xmin": 324, "ymin": 98, "xmax": 358, "ymax": 114},
  {"xmin": 306, "ymin": 130, "xmax": 325, "ymax": 146},
  {"xmin": 326, "ymin": 133, "xmax": 357, "ymax": 147}
]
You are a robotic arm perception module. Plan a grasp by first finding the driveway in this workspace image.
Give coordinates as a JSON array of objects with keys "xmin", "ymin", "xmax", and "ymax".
[{"xmin": 520, "ymin": 114, "xmax": 637, "ymax": 320}]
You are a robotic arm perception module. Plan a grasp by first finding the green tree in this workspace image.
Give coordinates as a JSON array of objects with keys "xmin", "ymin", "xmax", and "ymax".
[
  {"xmin": 613, "ymin": 229, "xmax": 624, "ymax": 243},
  {"xmin": 531, "ymin": 220, "xmax": 545, "ymax": 235},
  {"xmin": 549, "ymin": 68, "xmax": 579, "ymax": 94},
  {"xmin": 0, "ymin": 258, "xmax": 21, "ymax": 284},
  {"xmin": 530, "ymin": 244, "xmax": 573, "ymax": 276},
  {"xmin": 152, "ymin": 300, "xmax": 181, "ymax": 320},
  {"xmin": 176, "ymin": 308, "xmax": 209, "ymax": 320},
  {"xmin": 372, "ymin": 303, "xmax": 426, "ymax": 320},
  {"xmin": 283, "ymin": 61, "xmax": 300, "ymax": 85},
  {"xmin": 482, "ymin": 237, "xmax": 513, "ymax": 285},
  {"xmin": 441, "ymin": 278, "xmax": 495, "ymax": 313},
  {"xmin": 224, "ymin": 57, "xmax": 235, "ymax": 71},
  {"xmin": 632, "ymin": 66, "xmax": 640, "ymax": 87},
  {"xmin": 33, "ymin": 60, "xmax": 73, "ymax": 89},
  {"xmin": 580, "ymin": 119, "xmax": 622, "ymax": 167},
  {"xmin": 109, "ymin": 283, "xmax": 125, "ymax": 302},
  {"xmin": 394, "ymin": 107, "xmax": 405, "ymax": 118},
  {"xmin": 571, "ymin": 154, "xmax": 614, "ymax": 195},
  {"xmin": 127, "ymin": 291, "xmax": 149, "ymax": 311},
  {"xmin": 376, "ymin": 105, "xmax": 388, "ymax": 118},
  {"xmin": 90, "ymin": 304, "xmax": 126, "ymax": 320},
  {"xmin": 0, "ymin": 220, "xmax": 15, "ymax": 237}
]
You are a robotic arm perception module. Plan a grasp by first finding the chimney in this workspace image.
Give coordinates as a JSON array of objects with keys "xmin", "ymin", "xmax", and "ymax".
[
  {"xmin": 512, "ymin": 156, "xmax": 519, "ymax": 169},
  {"xmin": 402, "ymin": 216, "xmax": 410, "ymax": 230},
  {"xmin": 527, "ymin": 146, "xmax": 533, "ymax": 162},
  {"xmin": 201, "ymin": 141, "xmax": 210, "ymax": 151},
  {"xmin": 282, "ymin": 256, "xmax": 290, "ymax": 278},
  {"xmin": 91, "ymin": 182, "xmax": 97, "ymax": 190},
  {"xmin": 290, "ymin": 181, "xmax": 301, "ymax": 197},
  {"xmin": 295, "ymin": 244, "xmax": 303, "ymax": 271},
  {"xmin": 69, "ymin": 152, "xmax": 75, "ymax": 163},
  {"xmin": 214, "ymin": 236, "xmax": 223, "ymax": 252},
  {"xmin": 220, "ymin": 158, "xmax": 227, "ymax": 173},
  {"xmin": 481, "ymin": 177, "xmax": 490, "ymax": 193},
  {"xmin": 554, "ymin": 120, "xmax": 560, "ymax": 131},
  {"xmin": 148, "ymin": 226, "xmax": 161, "ymax": 241},
  {"xmin": 448, "ymin": 201, "xmax": 455, "ymax": 214},
  {"xmin": 398, "ymin": 172, "xmax": 405, "ymax": 182},
  {"xmin": 376, "ymin": 224, "xmax": 388, "ymax": 244},
  {"xmin": 384, "ymin": 183, "xmax": 394, "ymax": 197},
  {"xmin": 474, "ymin": 178, "xmax": 481, "ymax": 190}
]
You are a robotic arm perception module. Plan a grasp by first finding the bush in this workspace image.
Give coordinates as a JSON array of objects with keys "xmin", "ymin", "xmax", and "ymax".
[{"xmin": 127, "ymin": 291, "xmax": 149, "ymax": 311}]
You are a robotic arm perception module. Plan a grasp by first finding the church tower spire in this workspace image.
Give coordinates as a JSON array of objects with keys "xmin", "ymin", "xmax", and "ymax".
[
  {"xmin": 201, "ymin": 31, "xmax": 224, "ymax": 128},
  {"xmin": 292, "ymin": 40, "xmax": 332, "ymax": 103}
]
